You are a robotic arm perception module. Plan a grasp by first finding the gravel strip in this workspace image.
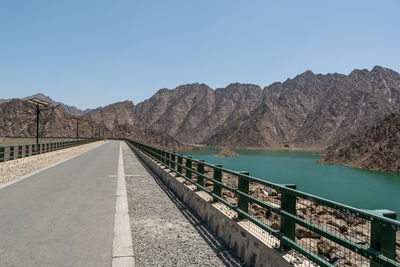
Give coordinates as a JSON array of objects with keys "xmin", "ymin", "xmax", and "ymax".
[
  {"xmin": 0, "ymin": 141, "xmax": 106, "ymax": 185},
  {"xmin": 122, "ymin": 143, "xmax": 245, "ymax": 267}
]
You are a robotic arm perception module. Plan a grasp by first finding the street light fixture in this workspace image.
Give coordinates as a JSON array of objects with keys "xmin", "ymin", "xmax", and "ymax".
[{"xmin": 26, "ymin": 98, "xmax": 59, "ymax": 144}]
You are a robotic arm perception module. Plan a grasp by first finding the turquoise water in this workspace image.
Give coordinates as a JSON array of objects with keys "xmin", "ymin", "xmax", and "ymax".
[{"xmin": 181, "ymin": 147, "xmax": 400, "ymax": 216}]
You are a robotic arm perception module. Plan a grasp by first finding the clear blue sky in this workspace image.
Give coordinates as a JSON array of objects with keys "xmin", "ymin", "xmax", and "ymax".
[{"xmin": 1, "ymin": 0, "xmax": 399, "ymax": 109}]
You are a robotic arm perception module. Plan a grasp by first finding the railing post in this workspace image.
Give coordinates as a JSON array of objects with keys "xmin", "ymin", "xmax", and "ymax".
[
  {"xmin": 170, "ymin": 152, "xmax": 176, "ymax": 170},
  {"xmin": 37, "ymin": 144, "xmax": 41, "ymax": 154},
  {"xmin": 370, "ymin": 209, "xmax": 397, "ymax": 267},
  {"xmin": 0, "ymin": 147, "xmax": 4, "ymax": 162},
  {"xmin": 18, "ymin": 145, "xmax": 23, "ymax": 158},
  {"xmin": 185, "ymin": 157, "xmax": 192, "ymax": 180},
  {"xmin": 177, "ymin": 154, "xmax": 183, "ymax": 174},
  {"xmin": 197, "ymin": 160, "xmax": 205, "ymax": 187},
  {"xmin": 238, "ymin": 171, "xmax": 250, "ymax": 219},
  {"xmin": 213, "ymin": 164, "xmax": 222, "ymax": 201},
  {"xmin": 161, "ymin": 151, "xmax": 167, "ymax": 164},
  {"xmin": 25, "ymin": 145, "xmax": 29, "ymax": 157},
  {"xmin": 280, "ymin": 184, "xmax": 297, "ymax": 250},
  {"xmin": 10, "ymin": 146, "xmax": 14, "ymax": 160},
  {"xmin": 166, "ymin": 152, "xmax": 170, "ymax": 168}
]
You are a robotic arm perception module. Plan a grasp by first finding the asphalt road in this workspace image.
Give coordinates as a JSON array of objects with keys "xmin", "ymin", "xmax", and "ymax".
[{"xmin": 0, "ymin": 141, "xmax": 119, "ymax": 267}]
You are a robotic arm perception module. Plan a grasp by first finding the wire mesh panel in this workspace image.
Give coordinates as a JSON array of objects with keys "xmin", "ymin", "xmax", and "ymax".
[{"xmin": 295, "ymin": 194, "xmax": 371, "ymax": 266}]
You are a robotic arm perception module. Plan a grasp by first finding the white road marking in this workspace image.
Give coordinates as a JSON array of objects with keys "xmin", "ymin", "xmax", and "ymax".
[{"xmin": 112, "ymin": 142, "xmax": 134, "ymax": 267}]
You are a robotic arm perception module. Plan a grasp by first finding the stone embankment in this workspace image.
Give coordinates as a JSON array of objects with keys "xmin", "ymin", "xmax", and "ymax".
[{"xmin": 0, "ymin": 141, "xmax": 106, "ymax": 185}]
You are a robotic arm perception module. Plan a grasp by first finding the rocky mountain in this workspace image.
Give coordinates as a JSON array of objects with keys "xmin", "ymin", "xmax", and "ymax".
[
  {"xmin": 319, "ymin": 113, "xmax": 400, "ymax": 174},
  {"xmin": 82, "ymin": 101, "xmax": 183, "ymax": 149},
  {"xmin": 0, "ymin": 99, "xmax": 101, "ymax": 138},
  {"xmin": 2, "ymin": 65, "xmax": 400, "ymax": 151},
  {"xmin": 0, "ymin": 93, "xmax": 85, "ymax": 116},
  {"xmin": 207, "ymin": 71, "xmax": 341, "ymax": 147},
  {"xmin": 135, "ymin": 83, "xmax": 263, "ymax": 144},
  {"xmin": 0, "ymin": 99, "xmax": 183, "ymax": 149},
  {"xmin": 294, "ymin": 66, "xmax": 400, "ymax": 147},
  {"xmin": 83, "ymin": 100, "xmax": 146, "ymax": 131},
  {"xmin": 140, "ymin": 66, "xmax": 400, "ymax": 149}
]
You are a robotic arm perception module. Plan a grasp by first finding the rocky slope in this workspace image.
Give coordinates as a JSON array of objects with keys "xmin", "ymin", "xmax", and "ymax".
[
  {"xmin": 3, "ymin": 66, "xmax": 400, "ymax": 151},
  {"xmin": 83, "ymin": 100, "xmax": 146, "ymax": 130},
  {"xmin": 0, "ymin": 93, "xmax": 85, "ymax": 116},
  {"xmin": 211, "ymin": 66, "xmax": 400, "ymax": 148},
  {"xmin": 82, "ymin": 101, "xmax": 183, "ymax": 148},
  {"xmin": 0, "ymin": 99, "xmax": 100, "ymax": 138},
  {"xmin": 135, "ymin": 66, "xmax": 400, "ymax": 149},
  {"xmin": 0, "ymin": 99, "xmax": 183, "ymax": 149},
  {"xmin": 319, "ymin": 113, "xmax": 400, "ymax": 174},
  {"xmin": 136, "ymin": 83, "xmax": 263, "ymax": 144}
]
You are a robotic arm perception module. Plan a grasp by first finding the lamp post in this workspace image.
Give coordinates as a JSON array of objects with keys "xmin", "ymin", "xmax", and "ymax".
[{"xmin": 26, "ymin": 98, "xmax": 59, "ymax": 144}]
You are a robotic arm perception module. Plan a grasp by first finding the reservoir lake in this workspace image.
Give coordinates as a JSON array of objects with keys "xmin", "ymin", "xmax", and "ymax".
[{"xmin": 180, "ymin": 147, "xmax": 400, "ymax": 217}]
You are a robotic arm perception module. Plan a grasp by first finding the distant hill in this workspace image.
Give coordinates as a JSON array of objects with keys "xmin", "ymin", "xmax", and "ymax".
[
  {"xmin": 0, "ymin": 98, "xmax": 183, "ymax": 149},
  {"xmin": 0, "ymin": 99, "xmax": 99, "ymax": 138},
  {"xmin": 0, "ymin": 93, "xmax": 85, "ymax": 116},
  {"xmin": 319, "ymin": 113, "xmax": 400, "ymax": 174}
]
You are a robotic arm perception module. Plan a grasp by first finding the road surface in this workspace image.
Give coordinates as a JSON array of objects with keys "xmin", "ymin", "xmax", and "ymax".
[{"xmin": 0, "ymin": 141, "xmax": 119, "ymax": 267}]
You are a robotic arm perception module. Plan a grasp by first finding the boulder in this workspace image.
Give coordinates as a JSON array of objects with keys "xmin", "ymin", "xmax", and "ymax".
[
  {"xmin": 317, "ymin": 240, "xmax": 335, "ymax": 258},
  {"xmin": 295, "ymin": 228, "xmax": 320, "ymax": 239}
]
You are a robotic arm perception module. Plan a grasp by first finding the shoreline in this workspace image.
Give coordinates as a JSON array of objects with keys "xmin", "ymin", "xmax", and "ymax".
[{"xmin": 180, "ymin": 143, "xmax": 324, "ymax": 153}]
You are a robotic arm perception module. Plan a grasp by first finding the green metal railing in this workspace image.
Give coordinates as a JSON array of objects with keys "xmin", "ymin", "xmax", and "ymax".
[
  {"xmin": 0, "ymin": 139, "xmax": 101, "ymax": 163},
  {"xmin": 124, "ymin": 139, "xmax": 400, "ymax": 267}
]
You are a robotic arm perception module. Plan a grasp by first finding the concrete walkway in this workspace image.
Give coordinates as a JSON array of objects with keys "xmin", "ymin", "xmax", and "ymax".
[
  {"xmin": 0, "ymin": 141, "xmax": 119, "ymax": 266},
  {"xmin": 122, "ymin": 143, "xmax": 244, "ymax": 266}
]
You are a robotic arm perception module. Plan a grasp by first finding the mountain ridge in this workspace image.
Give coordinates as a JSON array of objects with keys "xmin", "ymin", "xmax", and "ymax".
[{"xmin": 2, "ymin": 65, "xmax": 399, "ymax": 153}]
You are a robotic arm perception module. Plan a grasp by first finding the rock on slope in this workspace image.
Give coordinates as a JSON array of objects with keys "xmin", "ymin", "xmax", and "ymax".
[{"xmin": 319, "ymin": 113, "xmax": 400, "ymax": 174}]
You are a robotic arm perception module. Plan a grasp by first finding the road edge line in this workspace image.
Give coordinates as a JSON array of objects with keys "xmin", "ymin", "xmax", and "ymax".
[{"xmin": 112, "ymin": 141, "xmax": 134, "ymax": 267}]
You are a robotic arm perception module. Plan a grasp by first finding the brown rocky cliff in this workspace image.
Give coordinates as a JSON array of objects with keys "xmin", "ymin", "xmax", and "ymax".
[
  {"xmin": 206, "ymin": 67, "xmax": 400, "ymax": 148},
  {"xmin": 3, "ymin": 66, "xmax": 400, "ymax": 152},
  {"xmin": 319, "ymin": 113, "xmax": 400, "ymax": 173},
  {"xmin": 295, "ymin": 66, "xmax": 400, "ymax": 147},
  {"xmin": 84, "ymin": 100, "xmax": 146, "ymax": 131},
  {"xmin": 136, "ymin": 83, "xmax": 263, "ymax": 144}
]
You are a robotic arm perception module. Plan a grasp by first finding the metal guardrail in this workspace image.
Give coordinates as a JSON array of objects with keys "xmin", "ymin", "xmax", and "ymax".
[
  {"xmin": 0, "ymin": 139, "xmax": 102, "ymax": 162},
  {"xmin": 124, "ymin": 139, "xmax": 400, "ymax": 267}
]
